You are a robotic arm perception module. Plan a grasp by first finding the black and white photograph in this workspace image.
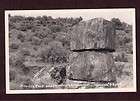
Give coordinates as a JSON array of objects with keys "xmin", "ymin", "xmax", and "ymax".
[{"xmin": 5, "ymin": 9, "xmax": 136, "ymax": 94}]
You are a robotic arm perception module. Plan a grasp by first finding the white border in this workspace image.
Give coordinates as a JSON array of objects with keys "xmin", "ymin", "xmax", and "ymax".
[{"xmin": 5, "ymin": 9, "xmax": 136, "ymax": 94}]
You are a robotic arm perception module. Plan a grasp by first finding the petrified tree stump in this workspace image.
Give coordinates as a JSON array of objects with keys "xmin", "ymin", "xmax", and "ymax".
[
  {"xmin": 69, "ymin": 18, "xmax": 116, "ymax": 82},
  {"xmin": 70, "ymin": 18, "xmax": 115, "ymax": 51},
  {"xmin": 68, "ymin": 51, "xmax": 116, "ymax": 82}
]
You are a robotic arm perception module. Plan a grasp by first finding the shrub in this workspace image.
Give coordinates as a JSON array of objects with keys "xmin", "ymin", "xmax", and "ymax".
[
  {"xmin": 9, "ymin": 21, "xmax": 16, "ymax": 30},
  {"xmin": 22, "ymin": 67, "xmax": 30, "ymax": 75},
  {"xmin": 9, "ymin": 43, "xmax": 19, "ymax": 50},
  {"xmin": 49, "ymin": 66, "xmax": 66, "ymax": 84},
  {"xmin": 10, "ymin": 70, "xmax": 16, "ymax": 81},
  {"xmin": 20, "ymin": 48, "xmax": 31, "ymax": 56},
  {"xmin": 9, "ymin": 52, "xmax": 24, "ymax": 67},
  {"xmin": 9, "ymin": 16, "xmax": 25, "ymax": 23},
  {"xmin": 22, "ymin": 78, "xmax": 33, "ymax": 90},
  {"xmin": 54, "ymin": 32, "xmax": 70, "ymax": 49},
  {"xmin": 25, "ymin": 17, "xmax": 35, "ymax": 21},
  {"xmin": 48, "ymin": 49, "xmax": 67, "ymax": 64},
  {"xmin": 17, "ymin": 33, "xmax": 25, "ymax": 42},
  {"xmin": 111, "ymin": 18, "xmax": 123, "ymax": 30},
  {"xmin": 113, "ymin": 52, "xmax": 128, "ymax": 62},
  {"xmin": 42, "ymin": 34, "xmax": 55, "ymax": 45},
  {"xmin": 31, "ymin": 36, "xmax": 42, "ymax": 45},
  {"xmin": 19, "ymin": 21, "xmax": 34, "ymax": 31},
  {"xmin": 40, "ymin": 41, "xmax": 68, "ymax": 64},
  {"xmin": 49, "ymin": 25, "xmax": 62, "ymax": 33},
  {"xmin": 34, "ymin": 27, "xmax": 51, "ymax": 39}
]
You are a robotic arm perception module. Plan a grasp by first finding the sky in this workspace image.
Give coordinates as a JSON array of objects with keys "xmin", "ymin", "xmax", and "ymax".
[{"xmin": 6, "ymin": 9, "xmax": 135, "ymax": 25}]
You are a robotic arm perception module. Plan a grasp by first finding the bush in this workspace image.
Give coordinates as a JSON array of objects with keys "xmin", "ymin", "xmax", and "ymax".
[
  {"xmin": 9, "ymin": 21, "xmax": 16, "ymax": 30},
  {"xmin": 9, "ymin": 16, "xmax": 25, "ymax": 23},
  {"xmin": 20, "ymin": 48, "xmax": 31, "ymax": 56},
  {"xmin": 9, "ymin": 43, "xmax": 19, "ymax": 50},
  {"xmin": 25, "ymin": 17, "xmax": 35, "ymax": 21},
  {"xmin": 10, "ymin": 70, "xmax": 16, "ymax": 81},
  {"xmin": 22, "ymin": 78, "xmax": 33, "ymax": 90},
  {"xmin": 113, "ymin": 52, "xmax": 128, "ymax": 62},
  {"xmin": 111, "ymin": 18, "xmax": 123, "ymax": 30},
  {"xmin": 42, "ymin": 48, "xmax": 67, "ymax": 64},
  {"xmin": 34, "ymin": 27, "xmax": 52, "ymax": 39},
  {"xmin": 20, "ymin": 21, "xmax": 34, "ymax": 31},
  {"xmin": 31, "ymin": 36, "xmax": 42, "ymax": 45},
  {"xmin": 40, "ymin": 41, "xmax": 68, "ymax": 64},
  {"xmin": 9, "ymin": 52, "xmax": 24, "ymax": 66},
  {"xmin": 115, "ymin": 28, "xmax": 132, "ymax": 54},
  {"xmin": 54, "ymin": 32, "xmax": 70, "ymax": 49},
  {"xmin": 49, "ymin": 66, "xmax": 66, "ymax": 84},
  {"xmin": 49, "ymin": 25, "xmax": 62, "ymax": 33},
  {"xmin": 17, "ymin": 33, "xmax": 25, "ymax": 42},
  {"xmin": 22, "ymin": 67, "xmax": 30, "ymax": 75},
  {"xmin": 35, "ymin": 16, "xmax": 47, "ymax": 26},
  {"xmin": 42, "ymin": 35, "xmax": 55, "ymax": 45}
]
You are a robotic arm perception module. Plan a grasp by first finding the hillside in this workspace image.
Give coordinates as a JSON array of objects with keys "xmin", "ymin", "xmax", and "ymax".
[{"xmin": 9, "ymin": 15, "xmax": 133, "ymax": 89}]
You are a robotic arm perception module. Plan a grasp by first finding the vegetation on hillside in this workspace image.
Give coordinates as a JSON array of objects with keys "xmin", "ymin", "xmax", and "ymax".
[{"xmin": 9, "ymin": 15, "xmax": 133, "ymax": 89}]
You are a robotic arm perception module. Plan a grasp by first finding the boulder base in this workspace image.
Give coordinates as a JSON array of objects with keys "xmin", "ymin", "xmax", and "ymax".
[
  {"xmin": 68, "ymin": 51, "xmax": 116, "ymax": 82},
  {"xmin": 70, "ymin": 18, "xmax": 115, "ymax": 51}
]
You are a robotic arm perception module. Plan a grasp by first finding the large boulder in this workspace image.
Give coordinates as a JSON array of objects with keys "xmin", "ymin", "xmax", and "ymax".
[
  {"xmin": 70, "ymin": 18, "xmax": 116, "ymax": 51},
  {"xmin": 68, "ymin": 51, "xmax": 116, "ymax": 82}
]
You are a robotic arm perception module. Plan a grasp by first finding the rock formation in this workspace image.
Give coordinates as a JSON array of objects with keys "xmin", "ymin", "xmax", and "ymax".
[
  {"xmin": 68, "ymin": 52, "xmax": 116, "ymax": 81},
  {"xmin": 70, "ymin": 18, "xmax": 115, "ymax": 51},
  {"xmin": 69, "ymin": 18, "xmax": 116, "ymax": 82}
]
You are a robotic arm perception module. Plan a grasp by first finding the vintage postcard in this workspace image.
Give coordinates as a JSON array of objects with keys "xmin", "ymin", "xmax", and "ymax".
[{"xmin": 5, "ymin": 9, "xmax": 136, "ymax": 94}]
